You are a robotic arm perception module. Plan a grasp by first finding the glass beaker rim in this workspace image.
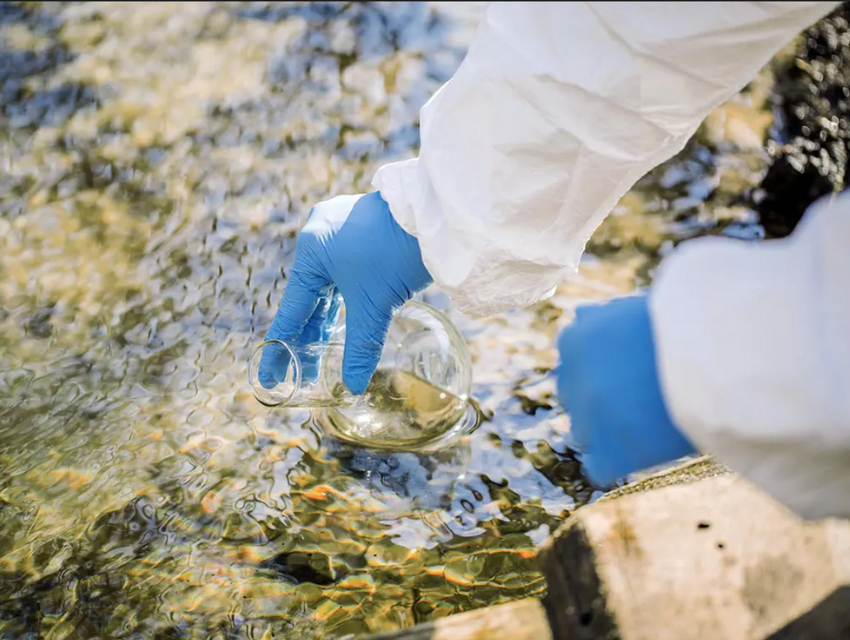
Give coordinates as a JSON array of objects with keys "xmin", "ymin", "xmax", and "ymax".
[{"xmin": 249, "ymin": 339, "xmax": 302, "ymax": 407}]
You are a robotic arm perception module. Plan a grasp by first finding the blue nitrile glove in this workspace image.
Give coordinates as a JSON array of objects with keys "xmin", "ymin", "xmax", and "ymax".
[
  {"xmin": 261, "ymin": 192, "xmax": 432, "ymax": 394},
  {"xmin": 555, "ymin": 294, "xmax": 697, "ymax": 488}
]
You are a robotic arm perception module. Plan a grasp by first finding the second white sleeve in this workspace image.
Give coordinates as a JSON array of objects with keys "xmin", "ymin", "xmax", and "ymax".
[{"xmin": 651, "ymin": 192, "xmax": 850, "ymax": 520}]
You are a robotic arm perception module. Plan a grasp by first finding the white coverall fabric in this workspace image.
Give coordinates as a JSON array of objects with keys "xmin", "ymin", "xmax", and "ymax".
[
  {"xmin": 371, "ymin": 1, "xmax": 848, "ymax": 518},
  {"xmin": 651, "ymin": 193, "xmax": 850, "ymax": 520},
  {"xmin": 374, "ymin": 1, "xmax": 836, "ymax": 316}
]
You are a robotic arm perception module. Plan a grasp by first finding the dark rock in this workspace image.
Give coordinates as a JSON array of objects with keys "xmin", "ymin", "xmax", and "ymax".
[
  {"xmin": 24, "ymin": 305, "xmax": 54, "ymax": 339},
  {"xmin": 259, "ymin": 550, "xmax": 340, "ymax": 586},
  {"xmin": 756, "ymin": 3, "xmax": 850, "ymax": 238}
]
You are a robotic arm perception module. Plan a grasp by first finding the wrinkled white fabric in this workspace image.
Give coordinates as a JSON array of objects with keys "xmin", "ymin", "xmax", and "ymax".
[
  {"xmin": 651, "ymin": 193, "xmax": 850, "ymax": 520},
  {"xmin": 373, "ymin": 1, "xmax": 837, "ymax": 317},
  {"xmin": 369, "ymin": 1, "xmax": 850, "ymax": 518}
]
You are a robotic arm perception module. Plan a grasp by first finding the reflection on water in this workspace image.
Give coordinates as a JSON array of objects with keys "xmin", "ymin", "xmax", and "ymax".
[{"xmin": 0, "ymin": 2, "xmax": 778, "ymax": 638}]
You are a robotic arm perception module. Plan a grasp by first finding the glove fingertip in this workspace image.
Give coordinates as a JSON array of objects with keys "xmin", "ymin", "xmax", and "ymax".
[
  {"xmin": 258, "ymin": 369, "xmax": 280, "ymax": 390},
  {"xmin": 257, "ymin": 344, "xmax": 292, "ymax": 390},
  {"xmin": 342, "ymin": 368, "xmax": 372, "ymax": 396},
  {"xmin": 341, "ymin": 304, "xmax": 392, "ymax": 396}
]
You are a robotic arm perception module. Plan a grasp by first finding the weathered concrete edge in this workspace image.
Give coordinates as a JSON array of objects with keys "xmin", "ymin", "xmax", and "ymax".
[
  {"xmin": 596, "ymin": 455, "xmax": 730, "ymax": 502},
  {"xmin": 543, "ymin": 472, "xmax": 850, "ymax": 640},
  {"xmin": 538, "ymin": 455, "xmax": 728, "ymax": 559},
  {"xmin": 362, "ymin": 598, "xmax": 552, "ymax": 640}
]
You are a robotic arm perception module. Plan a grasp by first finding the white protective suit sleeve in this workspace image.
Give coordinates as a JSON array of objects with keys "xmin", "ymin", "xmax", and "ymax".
[
  {"xmin": 651, "ymin": 193, "xmax": 850, "ymax": 521},
  {"xmin": 372, "ymin": 1, "xmax": 838, "ymax": 317}
]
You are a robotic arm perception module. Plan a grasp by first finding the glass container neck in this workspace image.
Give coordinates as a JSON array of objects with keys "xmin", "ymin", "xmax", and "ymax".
[{"xmin": 248, "ymin": 339, "xmax": 352, "ymax": 408}]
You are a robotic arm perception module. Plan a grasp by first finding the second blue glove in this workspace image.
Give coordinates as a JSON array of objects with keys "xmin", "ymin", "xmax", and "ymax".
[{"xmin": 556, "ymin": 294, "xmax": 697, "ymax": 487}]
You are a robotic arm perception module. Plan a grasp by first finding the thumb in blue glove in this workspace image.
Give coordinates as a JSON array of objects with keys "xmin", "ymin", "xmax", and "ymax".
[
  {"xmin": 555, "ymin": 294, "xmax": 697, "ymax": 488},
  {"xmin": 262, "ymin": 192, "xmax": 432, "ymax": 395}
]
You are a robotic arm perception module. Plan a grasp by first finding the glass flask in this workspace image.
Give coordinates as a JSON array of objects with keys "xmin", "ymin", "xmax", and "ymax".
[{"xmin": 248, "ymin": 300, "xmax": 476, "ymax": 452}]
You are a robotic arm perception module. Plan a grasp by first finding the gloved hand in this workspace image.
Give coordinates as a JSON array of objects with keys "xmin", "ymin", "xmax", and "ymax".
[
  {"xmin": 261, "ymin": 191, "xmax": 432, "ymax": 394},
  {"xmin": 555, "ymin": 294, "xmax": 697, "ymax": 488}
]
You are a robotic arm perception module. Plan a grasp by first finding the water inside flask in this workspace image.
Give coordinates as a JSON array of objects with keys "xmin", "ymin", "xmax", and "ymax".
[{"xmin": 248, "ymin": 300, "xmax": 476, "ymax": 451}]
